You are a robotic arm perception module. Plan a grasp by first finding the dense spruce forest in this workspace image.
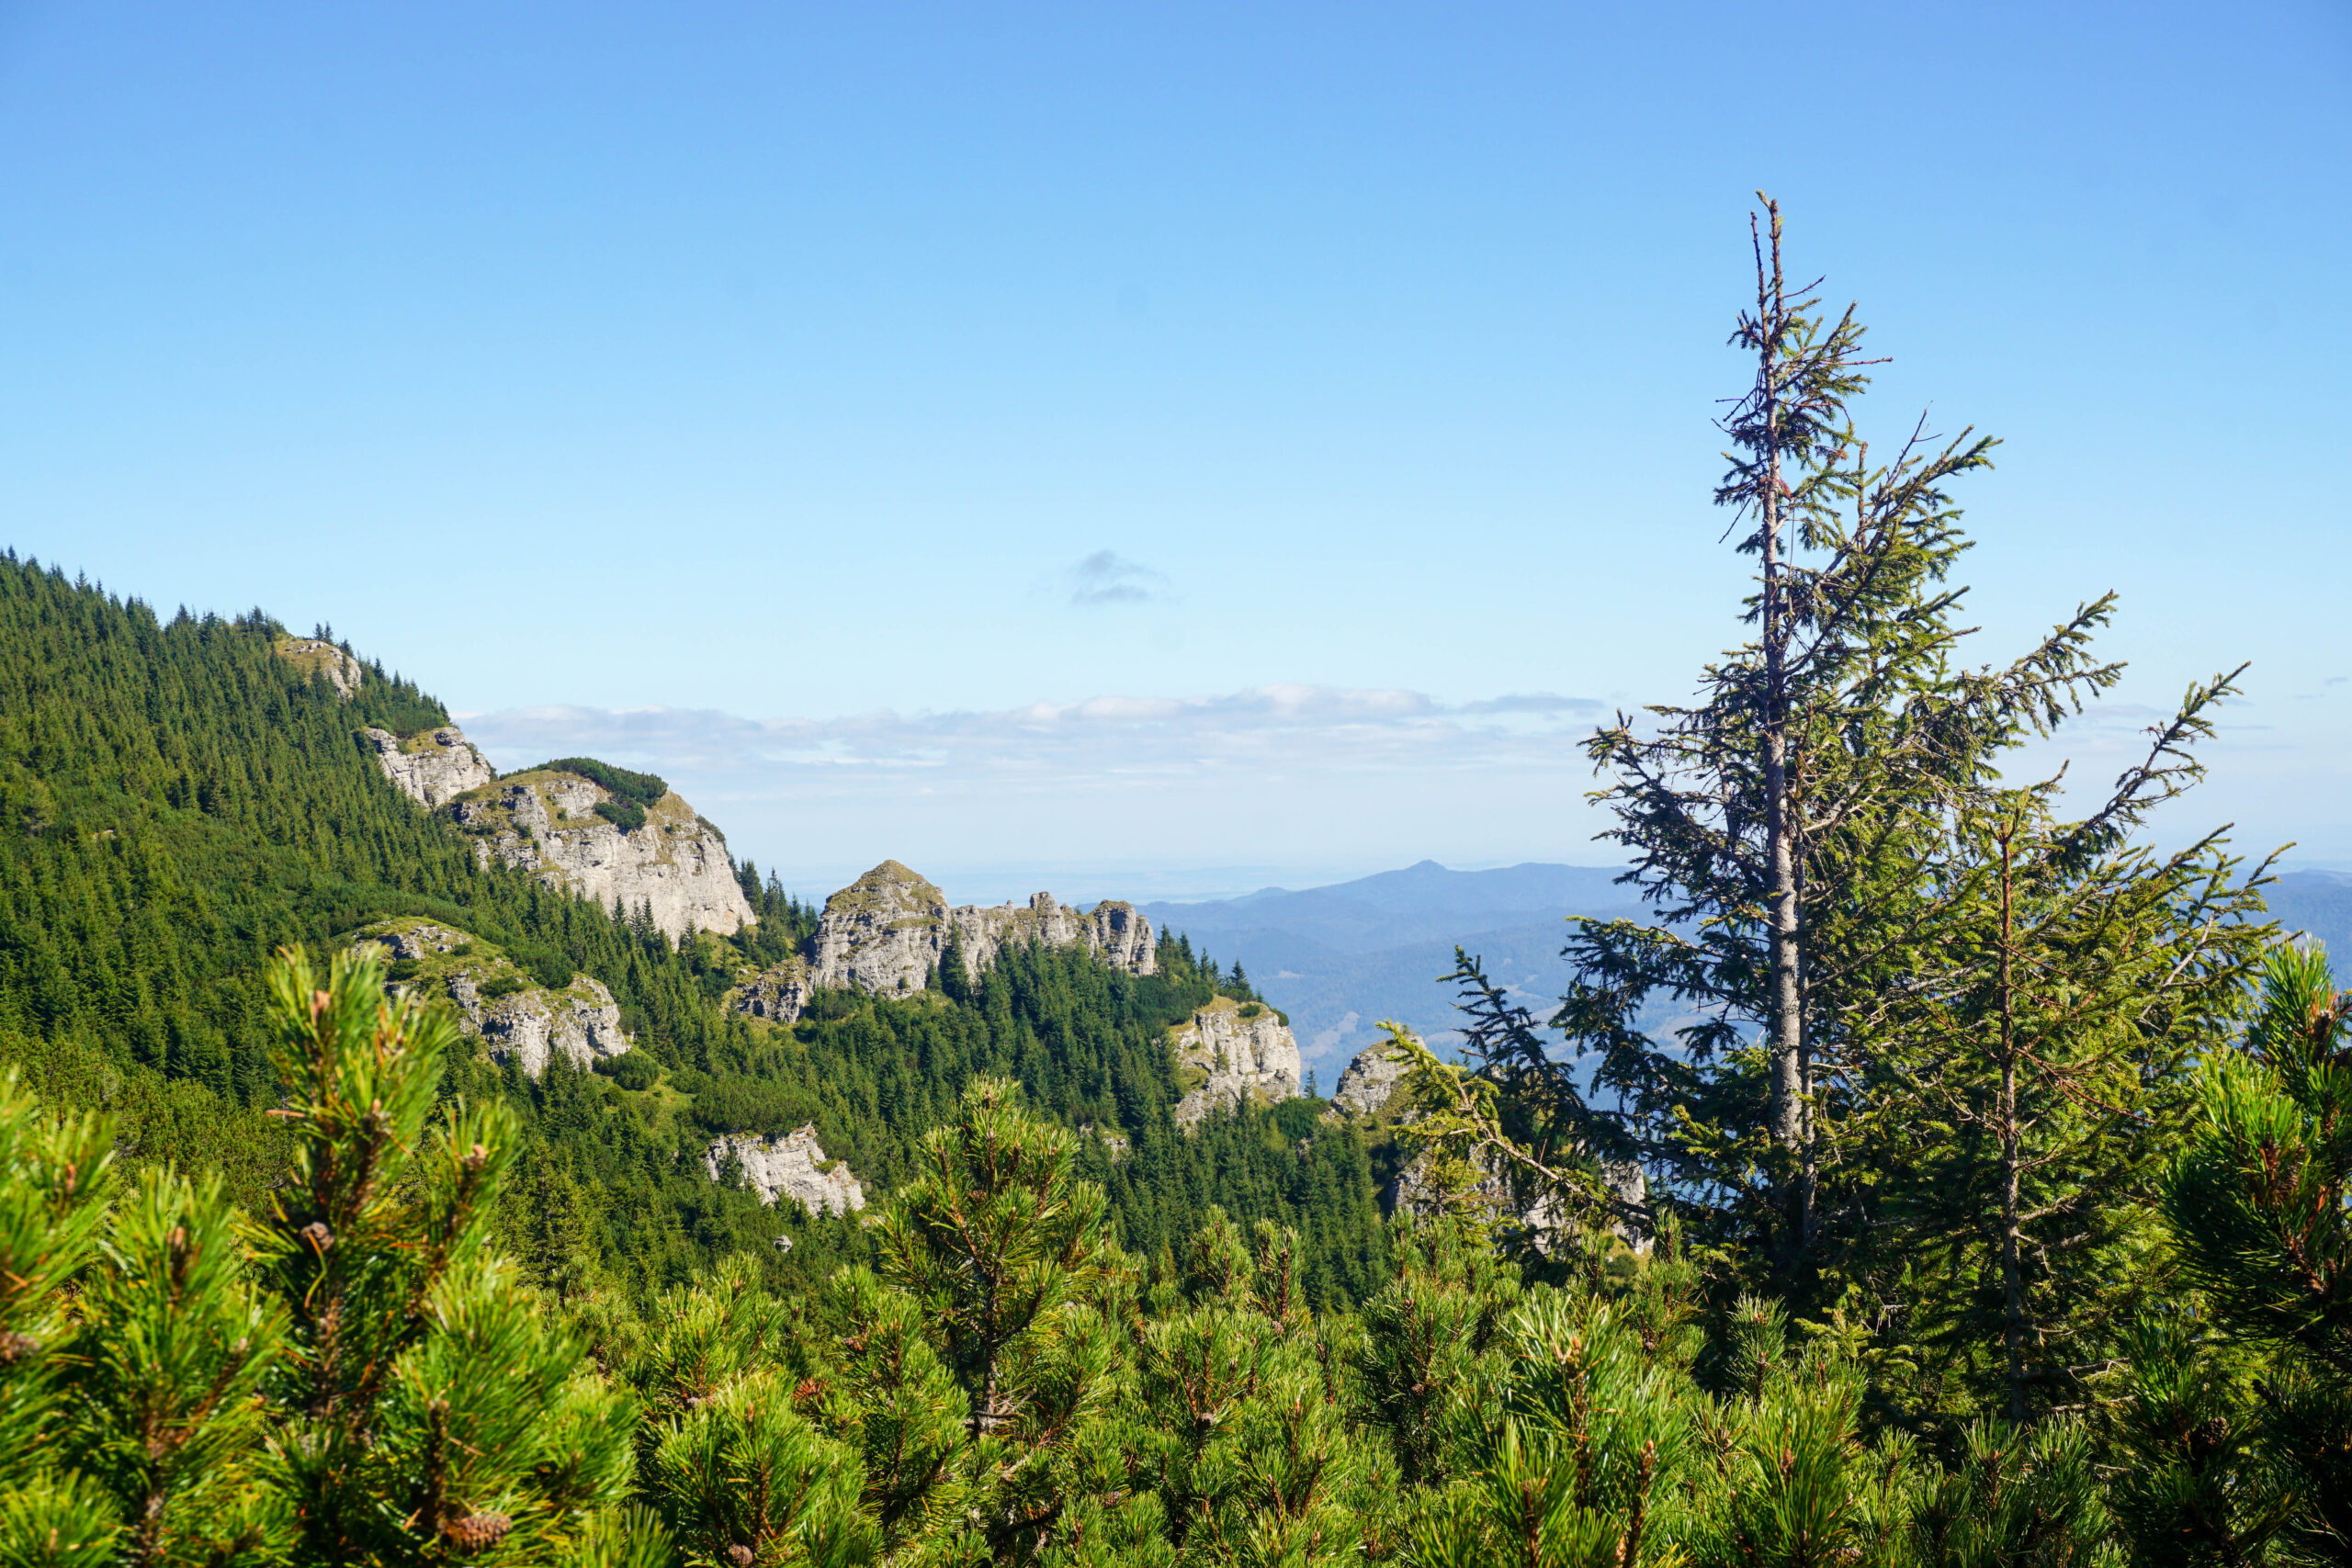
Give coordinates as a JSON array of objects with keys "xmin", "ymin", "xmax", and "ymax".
[
  {"xmin": 3, "ymin": 214, "xmax": 2347, "ymax": 1565},
  {"xmin": 0, "ymin": 552, "xmax": 1396, "ymax": 1309}
]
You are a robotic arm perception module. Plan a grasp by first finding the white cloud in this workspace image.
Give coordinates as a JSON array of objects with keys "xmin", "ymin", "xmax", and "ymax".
[
  {"xmin": 459, "ymin": 684, "xmax": 1607, "ymax": 784},
  {"xmin": 1065, "ymin": 550, "xmax": 1171, "ymax": 607}
]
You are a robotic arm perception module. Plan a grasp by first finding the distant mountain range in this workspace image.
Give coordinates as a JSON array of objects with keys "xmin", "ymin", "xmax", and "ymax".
[{"xmin": 1145, "ymin": 862, "xmax": 2352, "ymax": 1074}]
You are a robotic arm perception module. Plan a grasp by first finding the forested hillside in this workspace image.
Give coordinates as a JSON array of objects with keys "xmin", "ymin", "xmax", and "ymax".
[
  {"xmin": 5, "ymin": 207, "xmax": 2348, "ymax": 1565},
  {"xmin": 0, "ymin": 550, "xmax": 1395, "ymax": 1309}
]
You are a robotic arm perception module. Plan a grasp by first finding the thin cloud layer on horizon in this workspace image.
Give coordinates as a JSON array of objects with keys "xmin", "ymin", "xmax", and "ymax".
[
  {"xmin": 458, "ymin": 683, "xmax": 1610, "ymax": 784},
  {"xmin": 447, "ymin": 681, "xmax": 2339, "ymax": 890}
]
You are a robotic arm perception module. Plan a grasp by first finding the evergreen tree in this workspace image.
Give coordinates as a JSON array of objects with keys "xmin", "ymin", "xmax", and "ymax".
[
  {"xmin": 254, "ymin": 944, "xmax": 643, "ymax": 1564},
  {"xmin": 1542, "ymin": 202, "xmax": 2236, "ymax": 1344},
  {"xmin": 1861, "ymin": 750, "xmax": 2269, "ymax": 1427},
  {"xmin": 2146, "ymin": 945, "xmax": 2352, "ymax": 1557},
  {"xmin": 879, "ymin": 1077, "xmax": 1117, "ymax": 1559}
]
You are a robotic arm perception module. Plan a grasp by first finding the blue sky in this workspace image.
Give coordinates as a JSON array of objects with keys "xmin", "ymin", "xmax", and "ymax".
[{"xmin": 4, "ymin": 2, "xmax": 2346, "ymax": 898}]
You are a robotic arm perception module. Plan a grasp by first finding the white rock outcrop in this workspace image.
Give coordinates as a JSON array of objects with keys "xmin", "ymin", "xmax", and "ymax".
[
  {"xmin": 1170, "ymin": 997, "xmax": 1302, "ymax": 1128},
  {"xmin": 461, "ymin": 973, "xmax": 631, "ymax": 1078},
  {"xmin": 447, "ymin": 771, "xmax": 754, "ymax": 942},
  {"xmin": 707, "ymin": 1124, "xmax": 865, "ymax": 1216},
  {"xmin": 1331, "ymin": 1043, "xmax": 1409, "ymax": 1119},
  {"xmin": 730, "ymin": 955, "xmax": 810, "ymax": 1025},
  {"xmin": 809, "ymin": 861, "xmax": 1157, "ymax": 994},
  {"xmin": 273, "ymin": 637, "xmax": 364, "ymax": 699},
  {"xmin": 362, "ymin": 726, "xmax": 496, "ymax": 808},
  {"xmin": 363, "ymin": 920, "xmax": 630, "ymax": 1078}
]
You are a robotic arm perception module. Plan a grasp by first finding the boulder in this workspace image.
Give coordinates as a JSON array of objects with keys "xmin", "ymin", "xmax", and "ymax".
[{"xmin": 730, "ymin": 954, "xmax": 809, "ymax": 1025}]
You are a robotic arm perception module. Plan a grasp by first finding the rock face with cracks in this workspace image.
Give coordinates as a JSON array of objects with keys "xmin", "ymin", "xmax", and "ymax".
[
  {"xmin": 1170, "ymin": 997, "xmax": 1303, "ymax": 1128},
  {"xmin": 729, "ymin": 954, "xmax": 810, "ymax": 1026},
  {"xmin": 445, "ymin": 769, "xmax": 754, "ymax": 943},
  {"xmin": 360, "ymin": 919, "xmax": 630, "ymax": 1079},
  {"xmin": 1331, "ymin": 1043, "xmax": 1410, "ymax": 1120},
  {"xmin": 361, "ymin": 726, "xmax": 496, "ymax": 808},
  {"xmin": 707, "ymin": 1125, "xmax": 866, "ymax": 1216},
  {"xmin": 808, "ymin": 860, "xmax": 1156, "ymax": 995}
]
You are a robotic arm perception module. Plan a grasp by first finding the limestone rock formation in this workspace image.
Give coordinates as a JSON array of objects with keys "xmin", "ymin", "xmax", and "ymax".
[
  {"xmin": 446, "ymin": 769, "xmax": 754, "ymax": 942},
  {"xmin": 707, "ymin": 1124, "xmax": 866, "ymax": 1216},
  {"xmin": 361, "ymin": 726, "xmax": 496, "ymax": 807},
  {"xmin": 458, "ymin": 972, "xmax": 630, "ymax": 1079},
  {"xmin": 1170, "ymin": 997, "xmax": 1302, "ymax": 1128},
  {"xmin": 809, "ymin": 860, "xmax": 1157, "ymax": 995},
  {"xmin": 1331, "ymin": 1043, "xmax": 1409, "ymax": 1119},
  {"xmin": 729, "ymin": 954, "xmax": 809, "ymax": 1025},
  {"xmin": 273, "ymin": 636, "xmax": 364, "ymax": 699},
  {"xmin": 360, "ymin": 919, "xmax": 630, "ymax": 1078}
]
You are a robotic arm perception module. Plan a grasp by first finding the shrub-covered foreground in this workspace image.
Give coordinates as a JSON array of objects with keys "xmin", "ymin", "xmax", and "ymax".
[{"xmin": 2, "ymin": 944, "xmax": 2346, "ymax": 1567}]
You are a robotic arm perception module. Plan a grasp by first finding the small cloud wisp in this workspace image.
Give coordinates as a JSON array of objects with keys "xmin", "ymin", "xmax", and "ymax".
[{"xmin": 1067, "ymin": 550, "xmax": 1170, "ymax": 607}]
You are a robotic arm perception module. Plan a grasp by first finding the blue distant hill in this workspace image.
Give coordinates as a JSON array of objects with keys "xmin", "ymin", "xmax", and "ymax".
[
  {"xmin": 1144, "ymin": 862, "xmax": 2352, "ymax": 1076},
  {"xmin": 1141, "ymin": 861, "xmax": 1645, "ymax": 1070}
]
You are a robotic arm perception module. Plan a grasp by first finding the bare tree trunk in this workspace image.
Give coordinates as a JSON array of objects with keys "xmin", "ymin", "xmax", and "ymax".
[{"xmin": 1757, "ymin": 208, "xmax": 1808, "ymax": 1255}]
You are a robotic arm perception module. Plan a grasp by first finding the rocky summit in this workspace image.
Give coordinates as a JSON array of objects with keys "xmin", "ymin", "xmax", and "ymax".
[
  {"xmin": 1330, "ymin": 1043, "xmax": 1409, "ymax": 1119},
  {"xmin": 1170, "ymin": 996, "xmax": 1303, "ymax": 1127},
  {"xmin": 443, "ymin": 769, "xmax": 754, "ymax": 942},
  {"xmin": 809, "ymin": 860, "xmax": 1157, "ymax": 995},
  {"xmin": 271, "ymin": 635, "xmax": 365, "ymax": 698}
]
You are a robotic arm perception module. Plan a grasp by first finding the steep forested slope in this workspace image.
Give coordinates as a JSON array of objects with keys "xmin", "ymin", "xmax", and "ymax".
[{"xmin": 0, "ymin": 553, "xmax": 1394, "ymax": 1304}]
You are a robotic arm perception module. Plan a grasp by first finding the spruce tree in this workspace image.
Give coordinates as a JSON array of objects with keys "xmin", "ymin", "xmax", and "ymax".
[
  {"xmin": 1861, "ymin": 740, "xmax": 2270, "ymax": 1427},
  {"xmin": 1554, "ymin": 199, "xmax": 2148, "ymax": 1307}
]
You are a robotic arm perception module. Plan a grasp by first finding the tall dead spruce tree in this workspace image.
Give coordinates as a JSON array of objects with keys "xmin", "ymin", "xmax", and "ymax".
[{"xmin": 1558, "ymin": 199, "xmax": 2129, "ymax": 1300}]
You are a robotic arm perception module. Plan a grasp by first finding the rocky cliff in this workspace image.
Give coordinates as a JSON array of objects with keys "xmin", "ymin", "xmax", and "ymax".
[
  {"xmin": 809, "ymin": 860, "xmax": 1156, "ymax": 995},
  {"xmin": 361, "ymin": 725, "xmax": 496, "ymax": 807},
  {"xmin": 1330, "ymin": 1042, "xmax": 1409, "ymax": 1120},
  {"xmin": 707, "ymin": 1124, "xmax": 866, "ymax": 1216},
  {"xmin": 272, "ymin": 636, "xmax": 364, "ymax": 699},
  {"xmin": 445, "ymin": 769, "xmax": 754, "ymax": 942},
  {"xmin": 358, "ymin": 917, "xmax": 631, "ymax": 1077},
  {"xmin": 729, "ymin": 953, "xmax": 810, "ymax": 1026},
  {"xmin": 1170, "ymin": 997, "xmax": 1303, "ymax": 1128}
]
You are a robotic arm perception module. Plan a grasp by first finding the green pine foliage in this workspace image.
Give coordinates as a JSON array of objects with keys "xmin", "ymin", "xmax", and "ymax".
[
  {"xmin": 528, "ymin": 759, "xmax": 672, "ymax": 806},
  {"xmin": 0, "ymin": 948, "xmax": 650, "ymax": 1566},
  {"xmin": 6, "ymin": 203, "xmax": 2349, "ymax": 1560},
  {"xmin": 0, "ymin": 550, "xmax": 1392, "ymax": 1310}
]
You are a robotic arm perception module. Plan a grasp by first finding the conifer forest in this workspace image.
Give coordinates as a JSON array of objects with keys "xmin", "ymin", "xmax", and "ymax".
[{"xmin": 2, "ymin": 212, "xmax": 2346, "ymax": 1565}]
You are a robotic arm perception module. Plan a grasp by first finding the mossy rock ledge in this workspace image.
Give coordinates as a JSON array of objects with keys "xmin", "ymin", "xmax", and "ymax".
[
  {"xmin": 440, "ymin": 770, "xmax": 755, "ymax": 942},
  {"xmin": 356, "ymin": 917, "xmax": 629, "ymax": 1078}
]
